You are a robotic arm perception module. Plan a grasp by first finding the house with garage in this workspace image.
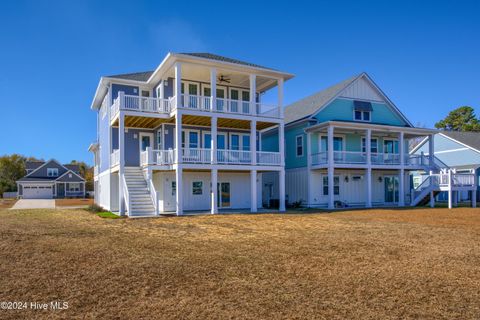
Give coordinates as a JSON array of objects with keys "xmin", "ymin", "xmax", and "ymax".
[
  {"xmin": 17, "ymin": 160, "xmax": 86, "ymax": 199},
  {"xmin": 89, "ymin": 52, "xmax": 292, "ymax": 216},
  {"xmin": 268, "ymin": 72, "xmax": 476, "ymax": 209},
  {"xmin": 411, "ymin": 131, "xmax": 480, "ymax": 205}
]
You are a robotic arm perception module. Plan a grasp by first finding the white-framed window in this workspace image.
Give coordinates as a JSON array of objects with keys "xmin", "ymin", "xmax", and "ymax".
[
  {"xmin": 361, "ymin": 138, "xmax": 379, "ymax": 153},
  {"xmin": 157, "ymin": 128, "xmax": 163, "ymax": 149},
  {"xmin": 296, "ymin": 135, "xmax": 304, "ymax": 157},
  {"xmin": 202, "ymin": 132, "xmax": 227, "ymax": 149},
  {"xmin": 69, "ymin": 183, "xmax": 80, "ymax": 192},
  {"xmin": 354, "ymin": 110, "xmax": 371, "ymax": 122},
  {"xmin": 171, "ymin": 181, "xmax": 176, "ymax": 196},
  {"xmin": 47, "ymin": 168, "xmax": 58, "ymax": 177},
  {"xmin": 181, "ymin": 129, "xmax": 200, "ymax": 149},
  {"xmin": 192, "ymin": 181, "xmax": 203, "ymax": 195},
  {"xmin": 323, "ymin": 176, "xmax": 340, "ymax": 195},
  {"xmin": 229, "ymin": 133, "xmax": 250, "ymax": 151}
]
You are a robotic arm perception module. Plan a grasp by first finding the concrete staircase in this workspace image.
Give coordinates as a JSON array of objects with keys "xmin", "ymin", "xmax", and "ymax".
[{"xmin": 124, "ymin": 167, "xmax": 156, "ymax": 216}]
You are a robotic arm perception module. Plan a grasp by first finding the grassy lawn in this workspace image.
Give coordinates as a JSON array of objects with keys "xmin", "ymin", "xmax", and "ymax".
[
  {"xmin": 0, "ymin": 198, "xmax": 17, "ymax": 209},
  {"xmin": 0, "ymin": 208, "xmax": 479, "ymax": 319},
  {"xmin": 55, "ymin": 198, "xmax": 94, "ymax": 207}
]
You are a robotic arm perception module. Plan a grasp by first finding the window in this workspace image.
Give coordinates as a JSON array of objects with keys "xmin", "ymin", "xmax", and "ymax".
[
  {"xmin": 354, "ymin": 110, "xmax": 371, "ymax": 121},
  {"xmin": 242, "ymin": 135, "xmax": 250, "ymax": 151},
  {"xmin": 361, "ymin": 138, "xmax": 378, "ymax": 153},
  {"xmin": 231, "ymin": 134, "xmax": 240, "ymax": 150},
  {"xmin": 192, "ymin": 181, "xmax": 203, "ymax": 195},
  {"xmin": 171, "ymin": 181, "xmax": 176, "ymax": 196},
  {"xmin": 69, "ymin": 183, "xmax": 80, "ymax": 192},
  {"xmin": 47, "ymin": 168, "xmax": 58, "ymax": 177},
  {"xmin": 296, "ymin": 135, "xmax": 304, "ymax": 157},
  {"xmin": 323, "ymin": 176, "xmax": 340, "ymax": 195},
  {"xmin": 157, "ymin": 129, "xmax": 163, "ymax": 149},
  {"xmin": 320, "ymin": 136, "xmax": 344, "ymax": 152}
]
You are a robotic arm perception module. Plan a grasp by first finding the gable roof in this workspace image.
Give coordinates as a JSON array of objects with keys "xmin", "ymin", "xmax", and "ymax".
[
  {"xmin": 64, "ymin": 164, "xmax": 81, "ymax": 173},
  {"xmin": 284, "ymin": 74, "xmax": 359, "ymax": 124},
  {"xmin": 179, "ymin": 53, "xmax": 275, "ymax": 71},
  {"xmin": 284, "ymin": 73, "xmax": 413, "ymax": 127},
  {"xmin": 25, "ymin": 161, "xmax": 44, "ymax": 171},
  {"xmin": 106, "ymin": 71, "xmax": 154, "ymax": 82},
  {"xmin": 440, "ymin": 131, "xmax": 480, "ymax": 152},
  {"xmin": 56, "ymin": 170, "xmax": 85, "ymax": 182}
]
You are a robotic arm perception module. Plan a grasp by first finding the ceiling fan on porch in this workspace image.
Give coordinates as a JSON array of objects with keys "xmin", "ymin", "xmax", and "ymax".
[{"xmin": 218, "ymin": 74, "xmax": 231, "ymax": 84}]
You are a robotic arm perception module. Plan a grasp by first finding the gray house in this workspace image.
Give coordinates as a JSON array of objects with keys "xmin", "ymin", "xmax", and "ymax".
[{"xmin": 17, "ymin": 159, "xmax": 86, "ymax": 199}]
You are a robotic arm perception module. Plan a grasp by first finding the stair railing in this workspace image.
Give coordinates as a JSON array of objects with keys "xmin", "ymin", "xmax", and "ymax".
[{"xmin": 121, "ymin": 173, "xmax": 131, "ymax": 215}]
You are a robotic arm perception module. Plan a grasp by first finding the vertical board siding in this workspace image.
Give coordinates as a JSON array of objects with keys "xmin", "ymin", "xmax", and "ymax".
[
  {"xmin": 285, "ymin": 168, "xmax": 308, "ymax": 204},
  {"xmin": 339, "ymin": 77, "xmax": 384, "ymax": 101}
]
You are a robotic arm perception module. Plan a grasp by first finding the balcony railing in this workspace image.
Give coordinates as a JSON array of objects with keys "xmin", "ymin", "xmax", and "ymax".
[
  {"xmin": 111, "ymin": 149, "xmax": 120, "ymax": 167},
  {"xmin": 111, "ymin": 95, "xmax": 170, "ymax": 119},
  {"xmin": 311, "ymin": 151, "xmax": 430, "ymax": 166},
  {"xmin": 139, "ymin": 148, "xmax": 281, "ymax": 166}
]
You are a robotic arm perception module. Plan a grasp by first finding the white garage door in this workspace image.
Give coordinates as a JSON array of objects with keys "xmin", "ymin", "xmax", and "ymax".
[{"xmin": 23, "ymin": 185, "xmax": 53, "ymax": 199}]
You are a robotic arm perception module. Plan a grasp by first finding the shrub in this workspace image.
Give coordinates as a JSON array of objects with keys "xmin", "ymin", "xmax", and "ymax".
[{"xmin": 87, "ymin": 204, "xmax": 105, "ymax": 213}]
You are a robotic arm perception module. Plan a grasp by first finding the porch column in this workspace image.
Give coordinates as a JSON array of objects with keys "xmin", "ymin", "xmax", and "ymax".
[
  {"xmin": 211, "ymin": 116, "xmax": 217, "ymax": 164},
  {"xmin": 211, "ymin": 169, "xmax": 218, "ymax": 214},
  {"xmin": 119, "ymin": 111, "xmax": 125, "ymax": 215},
  {"xmin": 250, "ymin": 170, "xmax": 257, "ymax": 212},
  {"xmin": 327, "ymin": 126, "xmax": 334, "ymax": 209},
  {"xmin": 210, "ymin": 68, "xmax": 217, "ymax": 111},
  {"xmin": 279, "ymin": 169, "xmax": 286, "ymax": 212},
  {"xmin": 448, "ymin": 169, "xmax": 453, "ymax": 209},
  {"xmin": 249, "ymin": 74, "xmax": 256, "ymax": 115},
  {"xmin": 174, "ymin": 62, "xmax": 182, "ymax": 108},
  {"xmin": 251, "ymin": 120, "xmax": 257, "ymax": 165},
  {"xmin": 159, "ymin": 79, "xmax": 165, "ymax": 99},
  {"xmin": 279, "ymin": 124, "xmax": 285, "ymax": 166},
  {"xmin": 278, "ymin": 78, "xmax": 284, "ymax": 118},
  {"xmin": 306, "ymin": 131, "xmax": 313, "ymax": 207},
  {"xmin": 366, "ymin": 128, "xmax": 372, "ymax": 208},
  {"xmin": 398, "ymin": 132, "xmax": 405, "ymax": 206},
  {"xmin": 176, "ymin": 167, "xmax": 183, "ymax": 215},
  {"xmin": 473, "ymin": 171, "xmax": 477, "ymax": 208},
  {"xmin": 428, "ymin": 134, "xmax": 435, "ymax": 166},
  {"xmin": 175, "ymin": 113, "xmax": 182, "ymax": 164}
]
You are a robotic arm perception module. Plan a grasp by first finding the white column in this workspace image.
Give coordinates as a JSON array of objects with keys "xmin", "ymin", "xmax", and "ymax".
[
  {"xmin": 473, "ymin": 171, "xmax": 477, "ymax": 208},
  {"xmin": 210, "ymin": 68, "xmax": 217, "ymax": 111},
  {"xmin": 327, "ymin": 126, "xmax": 334, "ymax": 209},
  {"xmin": 279, "ymin": 123, "xmax": 285, "ymax": 166},
  {"xmin": 366, "ymin": 129, "xmax": 372, "ymax": 208},
  {"xmin": 278, "ymin": 78, "xmax": 284, "ymax": 118},
  {"xmin": 279, "ymin": 169, "xmax": 286, "ymax": 212},
  {"xmin": 250, "ymin": 170, "xmax": 257, "ymax": 212},
  {"xmin": 251, "ymin": 120, "xmax": 257, "ymax": 165},
  {"xmin": 249, "ymin": 74, "xmax": 256, "ymax": 115},
  {"xmin": 159, "ymin": 79, "xmax": 165, "ymax": 99},
  {"xmin": 428, "ymin": 134, "xmax": 435, "ymax": 166},
  {"xmin": 118, "ymin": 111, "xmax": 125, "ymax": 215},
  {"xmin": 398, "ymin": 132, "xmax": 405, "ymax": 206},
  {"xmin": 174, "ymin": 62, "xmax": 182, "ymax": 108},
  {"xmin": 175, "ymin": 113, "xmax": 182, "ymax": 164},
  {"xmin": 306, "ymin": 132, "xmax": 313, "ymax": 207},
  {"xmin": 211, "ymin": 116, "xmax": 217, "ymax": 164},
  {"xmin": 211, "ymin": 169, "xmax": 218, "ymax": 214},
  {"xmin": 176, "ymin": 167, "xmax": 183, "ymax": 215},
  {"xmin": 448, "ymin": 169, "xmax": 452, "ymax": 209}
]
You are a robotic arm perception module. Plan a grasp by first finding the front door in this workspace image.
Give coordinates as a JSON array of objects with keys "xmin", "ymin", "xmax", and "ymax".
[
  {"xmin": 384, "ymin": 176, "xmax": 399, "ymax": 203},
  {"xmin": 164, "ymin": 180, "xmax": 176, "ymax": 212},
  {"xmin": 139, "ymin": 132, "xmax": 154, "ymax": 154},
  {"xmin": 217, "ymin": 182, "xmax": 231, "ymax": 208}
]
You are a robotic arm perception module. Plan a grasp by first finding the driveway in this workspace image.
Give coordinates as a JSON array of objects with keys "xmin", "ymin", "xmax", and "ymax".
[{"xmin": 11, "ymin": 199, "xmax": 56, "ymax": 210}]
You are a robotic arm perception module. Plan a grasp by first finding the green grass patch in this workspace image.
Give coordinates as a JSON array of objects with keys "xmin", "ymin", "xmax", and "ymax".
[{"xmin": 96, "ymin": 211, "xmax": 121, "ymax": 219}]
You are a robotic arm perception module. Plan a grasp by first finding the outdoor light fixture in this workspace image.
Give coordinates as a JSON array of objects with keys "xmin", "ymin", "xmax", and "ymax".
[
  {"xmin": 378, "ymin": 177, "xmax": 383, "ymax": 183},
  {"xmin": 345, "ymin": 176, "xmax": 349, "ymax": 183}
]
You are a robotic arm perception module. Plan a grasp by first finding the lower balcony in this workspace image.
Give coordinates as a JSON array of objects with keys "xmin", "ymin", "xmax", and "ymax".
[
  {"xmin": 140, "ymin": 148, "xmax": 281, "ymax": 166},
  {"xmin": 311, "ymin": 151, "xmax": 430, "ymax": 167}
]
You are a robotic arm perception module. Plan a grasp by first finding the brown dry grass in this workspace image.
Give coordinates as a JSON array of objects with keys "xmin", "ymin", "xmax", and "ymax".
[
  {"xmin": 1, "ymin": 208, "xmax": 480, "ymax": 319},
  {"xmin": 54, "ymin": 198, "xmax": 93, "ymax": 207},
  {"xmin": 0, "ymin": 199, "xmax": 17, "ymax": 209}
]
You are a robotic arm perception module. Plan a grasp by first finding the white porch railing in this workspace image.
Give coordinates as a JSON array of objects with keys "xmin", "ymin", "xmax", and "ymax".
[
  {"xmin": 312, "ymin": 152, "xmax": 327, "ymax": 165},
  {"xmin": 111, "ymin": 149, "xmax": 119, "ymax": 167},
  {"xmin": 182, "ymin": 148, "xmax": 212, "ymax": 164},
  {"xmin": 94, "ymin": 166, "xmax": 99, "ymax": 176},
  {"xmin": 371, "ymin": 153, "xmax": 400, "ymax": 165},
  {"xmin": 452, "ymin": 173, "xmax": 475, "ymax": 186},
  {"xmin": 175, "ymin": 94, "xmax": 282, "ymax": 119},
  {"xmin": 405, "ymin": 154, "xmax": 430, "ymax": 166},
  {"xmin": 111, "ymin": 94, "xmax": 170, "ymax": 119},
  {"xmin": 256, "ymin": 151, "xmax": 281, "ymax": 165},
  {"xmin": 333, "ymin": 151, "xmax": 367, "ymax": 164},
  {"xmin": 311, "ymin": 151, "xmax": 432, "ymax": 166},
  {"xmin": 217, "ymin": 150, "xmax": 252, "ymax": 164}
]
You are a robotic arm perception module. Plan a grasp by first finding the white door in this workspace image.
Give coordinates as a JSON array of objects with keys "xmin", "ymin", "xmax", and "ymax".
[
  {"xmin": 164, "ymin": 180, "xmax": 176, "ymax": 212},
  {"xmin": 139, "ymin": 132, "xmax": 154, "ymax": 154},
  {"xmin": 23, "ymin": 185, "xmax": 53, "ymax": 199}
]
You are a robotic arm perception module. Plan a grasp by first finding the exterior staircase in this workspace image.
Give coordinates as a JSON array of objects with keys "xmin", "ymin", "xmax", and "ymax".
[{"xmin": 124, "ymin": 167, "xmax": 156, "ymax": 216}]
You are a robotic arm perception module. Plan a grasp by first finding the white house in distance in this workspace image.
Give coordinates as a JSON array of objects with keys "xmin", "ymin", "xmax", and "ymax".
[
  {"xmin": 89, "ymin": 53, "xmax": 293, "ymax": 216},
  {"xmin": 411, "ymin": 131, "xmax": 480, "ymax": 206}
]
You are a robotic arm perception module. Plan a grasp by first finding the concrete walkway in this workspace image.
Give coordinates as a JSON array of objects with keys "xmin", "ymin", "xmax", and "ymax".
[{"xmin": 11, "ymin": 199, "xmax": 55, "ymax": 210}]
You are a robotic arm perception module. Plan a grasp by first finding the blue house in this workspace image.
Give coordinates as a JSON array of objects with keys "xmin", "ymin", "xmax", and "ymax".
[{"xmin": 272, "ymin": 73, "xmax": 476, "ymax": 209}]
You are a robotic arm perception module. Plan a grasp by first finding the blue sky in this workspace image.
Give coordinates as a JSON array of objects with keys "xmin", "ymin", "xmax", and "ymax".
[{"xmin": 1, "ymin": 0, "xmax": 479, "ymax": 165}]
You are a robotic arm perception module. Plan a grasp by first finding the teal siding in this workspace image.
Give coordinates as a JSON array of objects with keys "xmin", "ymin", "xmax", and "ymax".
[
  {"xmin": 261, "ymin": 128, "xmax": 279, "ymax": 152},
  {"xmin": 314, "ymin": 98, "xmax": 407, "ymax": 126},
  {"xmin": 285, "ymin": 123, "xmax": 308, "ymax": 169}
]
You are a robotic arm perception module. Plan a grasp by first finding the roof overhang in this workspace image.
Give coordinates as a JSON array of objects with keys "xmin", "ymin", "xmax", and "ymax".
[
  {"xmin": 88, "ymin": 142, "xmax": 99, "ymax": 152},
  {"xmin": 305, "ymin": 121, "xmax": 438, "ymax": 136}
]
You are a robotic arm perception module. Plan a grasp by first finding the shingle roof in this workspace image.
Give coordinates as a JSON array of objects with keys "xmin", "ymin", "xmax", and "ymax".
[
  {"xmin": 284, "ymin": 74, "xmax": 360, "ymax": 124},
  {"xmin": 441, "ymin": 131, "xmax": 480, "ymax": 151},
  {"xmin": 106, "ymin": 71, "xmax": 154, "ymax": 82},
  {"xmin": 17, "ymin": 177, "xmax": 56, "ymax": 182},
  {"xmin": 179, "ymin": 53, "xmax": 275, "ymax": 71},
  {"xmin": 64, "ymin": 164, "xmax": 81, "ymax": 173},
  {"xmin": 25, "ymin": 161, "xmax": 44, "ymax": 171}
]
